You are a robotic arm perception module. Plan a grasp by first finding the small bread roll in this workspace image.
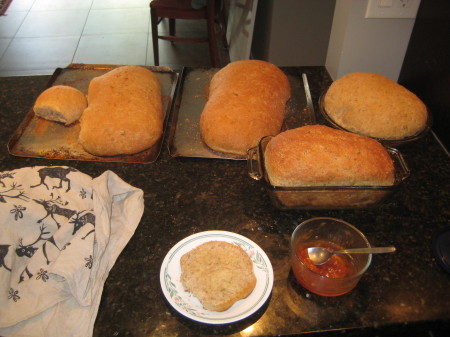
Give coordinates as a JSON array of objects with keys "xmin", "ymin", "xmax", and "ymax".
[
  {"xmin": 33, "ymin": 85, "xmax": 87, "ymax": 126},
  {"xmin": 180, "ymin": 241, "xmax": 257, "ymax": 312}
]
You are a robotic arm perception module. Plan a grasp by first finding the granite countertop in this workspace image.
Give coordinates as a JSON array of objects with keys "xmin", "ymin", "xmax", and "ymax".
[{"xmin": 0, "ymin": 67, "xmax": 449, "ymax": 337}]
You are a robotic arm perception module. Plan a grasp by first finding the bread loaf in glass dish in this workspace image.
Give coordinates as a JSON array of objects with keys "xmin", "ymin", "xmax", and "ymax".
[
  {"xmin": 200, "ymin": 60, "xmax": 291, "ymax": 156},
  {"xmin": 321, "ymin": 72, "xmax": 430, "ymax": 145},
  {"xmin": 247, "ymin": 125, "xmax": 410, "ymax": 210}
]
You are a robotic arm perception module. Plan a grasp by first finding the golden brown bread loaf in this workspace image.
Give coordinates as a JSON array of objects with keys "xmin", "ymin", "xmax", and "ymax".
[
  {"xmin": 180, "ymin": 241, "xmax": 257, "ymax": 312},
  {"xmin": 200, "ymin": 60, "xmax": 291, "ymax": 155},
  {"xmin": 33, "ymin": 85, "xmax": 87, "ymax": 126},
  {"xmin": 323, "ymin": 72, "xmax": 427, "ymax": 139},
  {"xmin": 78, "ymin": 66, "xmax": 163, "ymax": 156},
  {"xmin": 264, "ymin": 125, "xmax": 395, "ymax": 187}
]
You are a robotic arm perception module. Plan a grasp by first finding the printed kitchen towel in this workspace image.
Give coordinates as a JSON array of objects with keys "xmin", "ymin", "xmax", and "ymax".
[{"xmin": 0, "ymin": 166, "xmax": 144, "ymax": 337}]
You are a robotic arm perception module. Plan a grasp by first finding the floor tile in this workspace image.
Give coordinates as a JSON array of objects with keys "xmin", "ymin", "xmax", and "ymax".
[
  {"xmin": 0, "ymin": 2, "xmax": 229, "ymax": 76},
  {"xmin": 30, "ymin": 0, "xmax": 93, "ymax": 11},
  {"xmin": 0, "ymin": 11, "xmax": 27, "ymax": 38},
  {"xmin": 16, "ymin": 10, "xmax": 89, "ymax": 38},
  {"xmin": 6, "ymin": 0, "xmax": 36, "ymax": 12},
  {"xmin": 74, "ymin": 33, "xmax": 148, "ymax": 66},
  {"xmin": 92, "ymin": 0, "xmax": 149, "ymax": 9},
  {"xmin": 83, "ymin": 8, "xmax": 149, "ymax": 35},
  {"xmin": 0, "ymin": 36, "xmax": 78, "ymax": 73},
  {"xmin": 148, "ymin": 39, "xmax": 213, "ymax": 68},
  {"xmin": 0, "ymin": 38, "xmax": 12, "ymax": 58},
  {"xmin": 0, "ymin": 68, "xmax": 56, "ymax": 76}
]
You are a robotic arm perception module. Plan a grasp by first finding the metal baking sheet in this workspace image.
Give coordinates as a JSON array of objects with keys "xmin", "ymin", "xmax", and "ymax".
[
  {"xmin": 168, "ymin": 67, "xmax": 315, "ymax": 160},
  {"xmin": 7, "ymin": 63, "xmax": 178, "ymax": 163}
]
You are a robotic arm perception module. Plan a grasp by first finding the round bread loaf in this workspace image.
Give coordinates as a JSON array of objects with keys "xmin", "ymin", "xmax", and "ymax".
[
  {"xmin": 264, "ymin": 125, "xmax": 395, "ymax": 187},
  {"xmin": 78, "ymin": 66, "xmax": 163, "ymax": 156},
  {"xmin": 180, "ymin": 241, "xmax": 257, "ymax": 312},
  {"xmin": 323, "ymin": 72, "xmax": 427, "ymax": 139},
  {"xmin": 33, "ymin": 85, "xmax": 87, "ymax": 126},
  {"xmin": 200, "ymin": 60, "xmax": 291, "ymax": 155}
]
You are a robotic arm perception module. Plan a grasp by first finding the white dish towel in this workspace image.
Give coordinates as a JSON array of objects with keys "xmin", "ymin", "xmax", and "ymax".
[{"xmin": 0, "ymin": 166, "xmax": 144, "ymax": 337}]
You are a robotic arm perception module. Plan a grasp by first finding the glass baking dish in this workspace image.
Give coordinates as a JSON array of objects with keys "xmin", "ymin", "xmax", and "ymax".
[
  {"xmin": 318, "ymin": 92, "xmax": 432, "ymax": 147},
  {"xmin": 247, "ymin": 136, "xmax": 410, "ymax": 210}
]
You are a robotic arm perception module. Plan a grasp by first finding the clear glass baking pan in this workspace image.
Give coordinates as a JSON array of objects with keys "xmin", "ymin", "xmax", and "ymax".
[
  {"xmin": 318, "ymin": 92, "xmax": 432, "ymax": 147},
  {"xmin": 247, "ymin": 136, "xmax": 410, "ymax": 210}
]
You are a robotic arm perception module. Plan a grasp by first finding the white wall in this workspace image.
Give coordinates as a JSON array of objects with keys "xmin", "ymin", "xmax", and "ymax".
[{"xmin": 326, "ymin": 0, "xmax": 417, "ymax": 81}]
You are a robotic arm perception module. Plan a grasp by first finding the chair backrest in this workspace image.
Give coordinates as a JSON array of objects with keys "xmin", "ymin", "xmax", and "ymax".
[{"xmin": 150, "ymin": 0, "xmax": 214, "ymax": 19}]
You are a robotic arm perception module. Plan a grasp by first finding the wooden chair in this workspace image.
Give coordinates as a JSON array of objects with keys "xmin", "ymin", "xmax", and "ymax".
[{"xmin": 149, "ymin": 0, "xmax": 227, "ymax": 67}]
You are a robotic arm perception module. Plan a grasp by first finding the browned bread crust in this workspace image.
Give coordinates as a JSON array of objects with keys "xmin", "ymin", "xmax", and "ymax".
[
  {"xmin": 180, "ymin": 241, "xmax": 257, "ymax": 312},
  {"xmin": 323, "ymin": 72, "xmax": 427, "ymax": 139},
  {"xmin": 79, "ymin": 66, "xmax": 163, "ymax": 156},
  {"xmin": 33, "ymin": 85, "xmax": 87, "ymax": 126},
  {"xmin": 264, "ymin": 125, "xmax": 395, "ymax": 187},
  {"xmin": 200, "ymin": 60, "xmax": 291, "ymax": 155}
]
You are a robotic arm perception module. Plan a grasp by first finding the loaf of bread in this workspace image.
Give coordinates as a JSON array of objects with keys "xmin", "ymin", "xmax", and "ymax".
[
  {"xmin": 33, "ymin": 85, "xmax": 87, "ymax": 125},
  {"xmin": 180, "ymin": 241, "xmax": 257, "ymax": 312},
  {"xmin": 264, "ymin": 125, "xmax": 395, "ymax": 187},
  {"xmin": 323, "ymin": 72, "xmax": 428, "ymax": 139},
  {"xmin": 200, "ymin": 60, "xmax": 291, "ymax": 155},
  {"xmin": 78, "ymin": 66, "xmax": 163, "ymax": 156}
]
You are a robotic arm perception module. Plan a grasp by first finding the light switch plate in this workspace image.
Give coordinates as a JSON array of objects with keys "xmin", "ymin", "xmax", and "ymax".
[{"xmin": 365, "ymin": 0, "xmax": 421, "ymax": 19}]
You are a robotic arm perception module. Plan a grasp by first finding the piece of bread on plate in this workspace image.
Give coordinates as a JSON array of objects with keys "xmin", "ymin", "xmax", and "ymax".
[{"xmin": 180, "ymin": 241, "xmax": 257, "ymax": 312}]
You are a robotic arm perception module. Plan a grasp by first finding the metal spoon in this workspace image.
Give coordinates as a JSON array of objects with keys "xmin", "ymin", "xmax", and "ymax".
[
  {"xmin": 307, "ymin": 246, "xmax": 396, "ymax": 265},
  {"xmin": 302, "ymin": 73, "xmax": 316, "ymax": 124}
]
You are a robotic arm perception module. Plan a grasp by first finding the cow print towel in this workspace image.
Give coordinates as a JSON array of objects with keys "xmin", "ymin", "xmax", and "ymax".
[{"xmin": 0, "ymin": 166, "xmax": 144, "ymax": 337}]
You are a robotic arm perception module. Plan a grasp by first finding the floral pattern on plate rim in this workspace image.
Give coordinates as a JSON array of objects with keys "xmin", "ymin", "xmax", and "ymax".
[{"xmin": 160, "ymin": 231, "xmax": 273, "ymax": 323}]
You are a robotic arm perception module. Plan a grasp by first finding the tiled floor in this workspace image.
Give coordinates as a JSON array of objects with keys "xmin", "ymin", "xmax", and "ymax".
[{"xmin": 0, "ymin": 0, "xmax": 229, "ymax": 77}]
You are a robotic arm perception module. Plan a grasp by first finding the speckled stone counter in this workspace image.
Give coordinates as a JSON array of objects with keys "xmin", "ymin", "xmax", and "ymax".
[{"xmin": 1, "ymin": 67, "xmax": 449, "ymax": 337}]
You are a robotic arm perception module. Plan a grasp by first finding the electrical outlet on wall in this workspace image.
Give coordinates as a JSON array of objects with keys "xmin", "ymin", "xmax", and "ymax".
[{"xmin": 365, "ymin": 0, "xmax": 421, "ymax": 18}]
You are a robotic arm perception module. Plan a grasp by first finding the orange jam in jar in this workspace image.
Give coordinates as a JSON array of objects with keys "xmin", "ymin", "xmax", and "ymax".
[
  {"xmin": 296, "ymin": 242, "xmax": 356, "ymax": 279},
  {"xmin": 291, "ymin": 241, "xmax": 359, "ymax": 296}
]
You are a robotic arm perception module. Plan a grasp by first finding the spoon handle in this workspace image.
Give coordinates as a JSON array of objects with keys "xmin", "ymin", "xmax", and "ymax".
[{"xmin": 337, "ymin": 247, "xmax": 396, "ymax": 254}]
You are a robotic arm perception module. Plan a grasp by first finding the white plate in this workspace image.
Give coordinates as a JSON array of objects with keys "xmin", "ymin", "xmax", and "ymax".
[{"xmin": 160, "ymin": 230, "xmax": 274, "ymax": 324}]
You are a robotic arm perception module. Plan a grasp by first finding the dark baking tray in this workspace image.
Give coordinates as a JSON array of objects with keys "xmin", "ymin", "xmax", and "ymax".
[
  {"xmin": 7, "ymin": 63, "xmax": 178, "ymax": 163},
  {"xmin": 168, "ymin": 67, "xmax": 314, "ymax": 160}
]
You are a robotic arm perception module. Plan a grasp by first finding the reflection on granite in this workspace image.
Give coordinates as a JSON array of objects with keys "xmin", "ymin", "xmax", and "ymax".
[{"xmin": 0, "ymin": 67, "xmax": 449, "ymax": 337}]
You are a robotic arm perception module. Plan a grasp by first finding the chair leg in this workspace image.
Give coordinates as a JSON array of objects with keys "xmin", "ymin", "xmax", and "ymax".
[
  {"xmin": 217, "ymin": 0, "xmax": 228, "ymax": 48},
  {"xmin": 207, "ymin": 5, "xmax": 220, "ymax": 67},
  {"xmin": 169, "ymin": 18, "xmax": 175, "ymax": 36},
  {"xmin": 150, "ymin": 9, "xmax": 160, "ymax": 66}
]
